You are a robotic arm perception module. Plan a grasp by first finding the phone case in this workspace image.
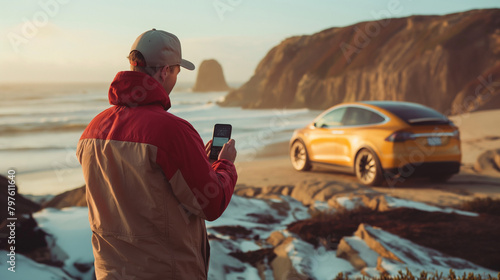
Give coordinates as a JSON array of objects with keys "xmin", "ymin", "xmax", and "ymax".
[{"xmin": 210, "ymin": 124, "xmax": 232, "ymax": 160}]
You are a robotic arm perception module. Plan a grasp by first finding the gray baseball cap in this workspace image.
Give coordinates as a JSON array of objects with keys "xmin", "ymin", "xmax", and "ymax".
[{"xmin": 130, "ymin": 28, "xmax": 195, "ymax": 70}]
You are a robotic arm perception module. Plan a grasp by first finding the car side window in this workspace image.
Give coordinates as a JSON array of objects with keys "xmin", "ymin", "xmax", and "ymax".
[
  {"xmin": 341, "ymin": 107, "xmax": 385, "ymax": 126},
  {"xmin": 315, "ymin": 107, "xmax": 346, "ymax": 128}
]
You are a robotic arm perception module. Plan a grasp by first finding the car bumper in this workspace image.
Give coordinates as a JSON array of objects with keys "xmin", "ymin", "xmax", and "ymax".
[{"xmin": 384, "ymin": 161, "xmax": 460, "ymax": 177}]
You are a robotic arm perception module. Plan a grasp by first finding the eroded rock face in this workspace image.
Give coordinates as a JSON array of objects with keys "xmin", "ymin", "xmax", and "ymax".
[
  {"xmin": 192, "ymin": 59, "xmax": 230, "ymax": 92},
  {"xmin": 474, "ymin": 148, "xmax": 500, "ymax": 176},
  {"xmin": 220, "ymin": 9, "xmax": 500, "ymax": 114}
]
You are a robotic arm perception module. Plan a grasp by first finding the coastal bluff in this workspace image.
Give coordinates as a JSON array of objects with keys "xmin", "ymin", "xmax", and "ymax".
[
  {"xmin": 192, "ymin": 59, "xmax": 230, "ymax": 92},
  {"xmin": 219, "ymin": 9, "xmax": 500, "ymax": 114}
]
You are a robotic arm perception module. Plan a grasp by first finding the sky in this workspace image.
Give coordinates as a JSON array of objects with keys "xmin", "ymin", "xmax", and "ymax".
[{"xmin": 1, "ymin": 0, "xmax": 499, "ymax": 84}]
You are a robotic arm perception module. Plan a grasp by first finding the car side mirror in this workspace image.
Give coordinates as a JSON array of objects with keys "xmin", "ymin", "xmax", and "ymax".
[{"xmin": 314, "ymin": 122, "xmax": 328, "ymax": 128}]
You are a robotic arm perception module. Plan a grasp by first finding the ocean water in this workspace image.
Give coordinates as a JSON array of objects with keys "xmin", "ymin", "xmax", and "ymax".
[{"xmin": 0, "ymin": 82, "xmax": 319, "ymax": 195}]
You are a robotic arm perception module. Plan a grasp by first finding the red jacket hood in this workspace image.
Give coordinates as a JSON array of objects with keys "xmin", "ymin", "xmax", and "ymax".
[{"xmin": 108, "ymin": 71, "xmax": 171, "ymax": 110}]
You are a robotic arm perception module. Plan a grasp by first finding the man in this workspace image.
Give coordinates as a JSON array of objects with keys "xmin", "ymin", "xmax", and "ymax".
[{"xmin": 76, "ymin": 29, "xmax": 237, "ymax": 279}]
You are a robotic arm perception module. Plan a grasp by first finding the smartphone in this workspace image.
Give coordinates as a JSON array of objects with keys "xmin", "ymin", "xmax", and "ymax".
[{"xmin": 209, "ymin": 124, "xmax": 232, "ymax": 160}]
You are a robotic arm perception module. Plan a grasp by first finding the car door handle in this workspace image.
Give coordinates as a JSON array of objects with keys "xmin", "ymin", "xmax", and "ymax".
[{"xmin": 331, "ymin": 130, "xmax": 344, "ymax": 134}]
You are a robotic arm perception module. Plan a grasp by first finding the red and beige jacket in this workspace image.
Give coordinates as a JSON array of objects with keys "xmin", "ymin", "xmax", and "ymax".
[{"xmin": 76, "ymin": 71, "xmax": 237, "ymax": 280}]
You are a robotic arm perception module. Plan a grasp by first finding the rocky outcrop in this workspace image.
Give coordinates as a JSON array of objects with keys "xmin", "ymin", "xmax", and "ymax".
[
  {"xmin": 0, "ymin": 214, "xmax": 50, "ymax": 262},
  {"xmin": 0, "ymin": 174, "xmax": 40, "ymax": 224},
  {"xmin": 474, "ymin": 148, "xmax": 500, "ymax": 176},
  {"xmin": 10, "ymin": 183, "xmax": 500, "ymax": 278},
  {"xmin": 219, "ymin": 9, "xmax": 500, "ymax": 114},
  {"xmin": 0, "ymin": 175, "xmax": 65, "ymax": 269},
  {"xmin": 43, "ymin": 185, "xmax": 86, "ymax": 209},
  {"xmin": 288, "ymin": 206, "xmax": 500, "ymax": 271},
  {"xmin": 192, "ymin": 59, "xmax": 230, "ymax": 92},
  {"xmin": 335, "ymin": 223, "xmax": 493, "ymax": 276}
]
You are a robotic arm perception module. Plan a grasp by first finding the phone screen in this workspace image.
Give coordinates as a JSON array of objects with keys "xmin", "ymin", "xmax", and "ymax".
[
  {"xmin": 212, "ymin": 136, "xmax": 229, "ymax": 147},
  {"xmin": 210, "ymin": 124, "xmax": 232, "ymax": 160}
]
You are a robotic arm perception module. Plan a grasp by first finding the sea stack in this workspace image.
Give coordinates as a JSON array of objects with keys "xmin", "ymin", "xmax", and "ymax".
[{"xmin": 192, "ymin": 59, "xmax": 230, "ymax": 92}]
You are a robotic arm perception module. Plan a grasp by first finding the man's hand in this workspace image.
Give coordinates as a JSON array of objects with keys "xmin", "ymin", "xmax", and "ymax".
[
  {"xmin": 205, "ymin": 140, "xmax": 215, "ymax": 164},
  {"xmin": 204, "ymin": 139, "xmax": 237, "ymax": 164},
  {"xmin": 219, "ymin": 139, "xmax": 237, "ymax": 163}
]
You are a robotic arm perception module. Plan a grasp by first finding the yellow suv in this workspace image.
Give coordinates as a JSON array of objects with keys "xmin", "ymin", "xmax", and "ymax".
[{"xmin": 290, "ymin": 101, "xmax": 461, "ymax": 186}]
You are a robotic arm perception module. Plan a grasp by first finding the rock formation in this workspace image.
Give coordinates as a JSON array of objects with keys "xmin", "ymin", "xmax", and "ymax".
[
  {"xmin": 0, "ymin": 175, "xmax": 40, "ymax": 224},
  {"xmin": 474, "ymin": 148, "xmax": 500, "ymax": 176},
  {"xmin": 219, "ymin": 9, "xmax": 500, "ymax": 114},
  {"xmin": 192, "ymin": 59, "xmax": 230, "ymax": 92},
  {"xmin": 8, "ymin": 181, "xmax": 500, "ymax": 278},
  {"xmin": 0, "ymin": 175, "xmax": 54, "ymax": 267},
  {"xmin": 43, "ymin": 185, "xmax": 87, "ymax": 209}
]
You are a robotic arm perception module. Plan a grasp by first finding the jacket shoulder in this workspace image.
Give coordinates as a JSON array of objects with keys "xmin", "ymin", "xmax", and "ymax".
[{"xmin": 154, "ymin": 110, "xmax": 197, "ymax": 134}]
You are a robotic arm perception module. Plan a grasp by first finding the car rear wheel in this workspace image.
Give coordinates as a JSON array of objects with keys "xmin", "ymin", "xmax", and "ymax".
[
  {"xmin": 355, "ymin": 149, "xmax": 383, "ymax": 186},
  {"xmin": 290, "ymin": 140, "xmax": 312, "ymax": 171}
]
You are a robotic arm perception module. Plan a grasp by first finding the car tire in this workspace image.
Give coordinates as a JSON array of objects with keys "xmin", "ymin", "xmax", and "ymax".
[
  {"xmin": 290, "ymin": 140, "xmax": 312, "ymax": 171},
  {"xmin": 355, "ymin": 149, "xmax": 383, "ymax": 186}
]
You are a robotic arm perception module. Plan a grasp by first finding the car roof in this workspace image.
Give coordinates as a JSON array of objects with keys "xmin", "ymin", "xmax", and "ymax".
[
  {"xmin": 358, "ymin": 101, "xmax": 448, "ymax": 124},
  {"xmin": 360, "ymin": 100, "xmax": 430, "ymax": 109}
]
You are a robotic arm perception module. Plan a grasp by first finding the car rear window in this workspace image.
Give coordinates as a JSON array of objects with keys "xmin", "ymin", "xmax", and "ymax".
[
  {"xmin": 364, "ymin": 102, "xmax": 449, "ymax": 125},
  {"xmin": 342, "ymin": 107, "xmax": 386, "ymax": 126}
]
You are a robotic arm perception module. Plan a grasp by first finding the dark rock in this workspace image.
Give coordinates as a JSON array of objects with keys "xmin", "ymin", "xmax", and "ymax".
[
  {"xmin": 246, "ymin": 213, "xmax": 280, "ymax": 224},
  {"xmin": 74, "ymin": 261, "xmax": 93, "ymax": 273},
  {"xmin": 211, "ymin": 225, "xmax": 253, "ymax": 239},
  {"xmin": 0, "ymin": 214, "xmax": 47, "ymax": 253},
  {"xmin": 0, "ymin": 174, "xmax": 40, "ymax": 224},
  {"xmin": 0, "ymin": 214, "xmax": 57, "ymax": 267},
  {"xmin": 229, "ymin": 248, "xmax": 276, "ymax": 267}
]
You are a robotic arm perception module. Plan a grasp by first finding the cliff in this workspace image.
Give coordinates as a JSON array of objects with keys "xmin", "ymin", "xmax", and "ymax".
[
  {"xmin": 219, "ymin": 9, "xmax": 500, "ymax": 114},
  {"xmin": 192, "ymin": 59, "xmax": 230, "ymax": 92}
]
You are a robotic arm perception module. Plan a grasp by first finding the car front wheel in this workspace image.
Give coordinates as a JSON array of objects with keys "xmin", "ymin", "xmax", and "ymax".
[
  {"xmin": 355, "ymin": 149, "xmax": 383, "ymax": 186},
  {"xmin": 290, "ymin": 140, "xmax": 312, "ymax": 171}
]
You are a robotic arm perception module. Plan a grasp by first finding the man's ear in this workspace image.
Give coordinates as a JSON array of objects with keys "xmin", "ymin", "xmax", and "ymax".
[{"xmin": 159, "ymin": 65, "xmax": 170, "ymax": 82}]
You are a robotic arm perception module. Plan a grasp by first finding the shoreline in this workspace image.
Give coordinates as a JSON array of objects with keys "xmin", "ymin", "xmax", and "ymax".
[
  {"xmin": 15, "ymin": 168, "xmax": 84, "ymax": 196},
  {"xmin": 14, "ymin": 109, "xmax": 500, "ymax": 201}
]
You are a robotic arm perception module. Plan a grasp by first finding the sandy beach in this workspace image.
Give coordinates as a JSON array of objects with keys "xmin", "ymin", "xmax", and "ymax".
[{"xmin": 235, "ymin": 109, "xmax": 500, "ymax": 208}]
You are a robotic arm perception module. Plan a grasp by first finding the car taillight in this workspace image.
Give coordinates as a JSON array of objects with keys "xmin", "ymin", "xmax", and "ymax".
[{"xmin": 385, "ymin": 131, "xmax": 416, "ymax": 142}]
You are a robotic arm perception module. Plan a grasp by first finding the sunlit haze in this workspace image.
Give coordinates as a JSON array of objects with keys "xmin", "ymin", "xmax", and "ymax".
[{"xmin": 1, "ymin": 0, "xmax": 499, "ymax": 84}]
